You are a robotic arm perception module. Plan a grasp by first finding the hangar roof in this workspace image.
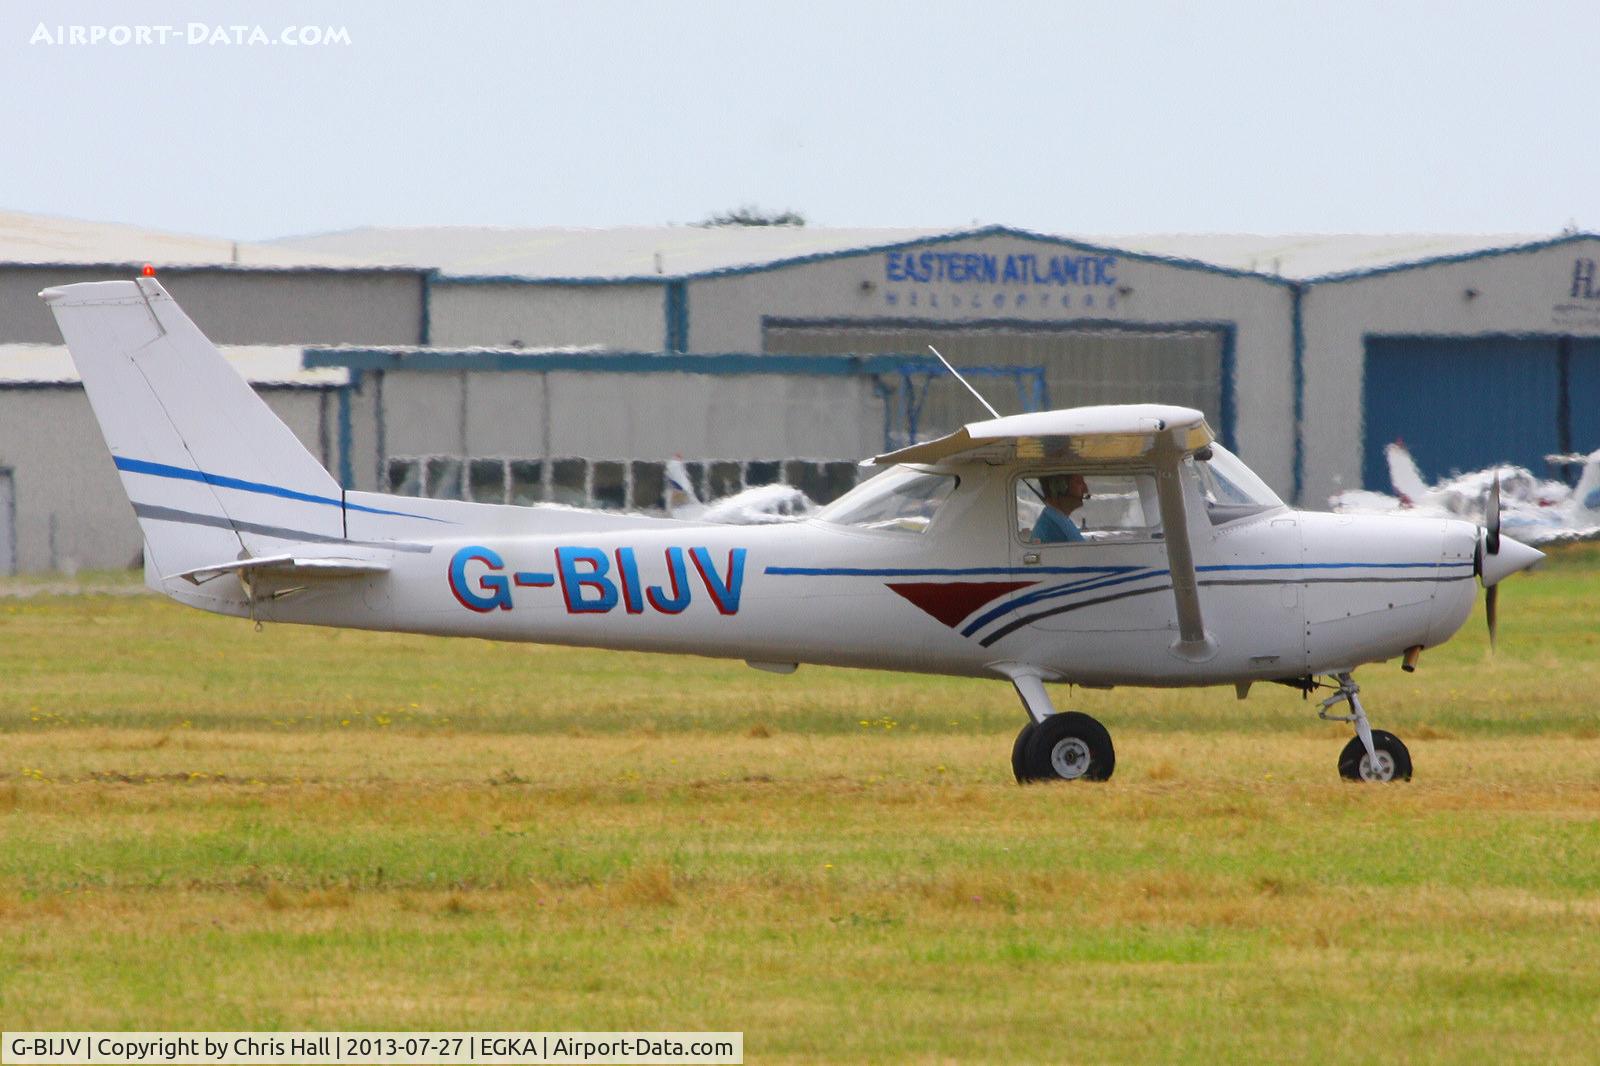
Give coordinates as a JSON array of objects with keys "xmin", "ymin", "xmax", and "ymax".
[
  {"xmin": 0, "ymin": 210, "xmax": 384, "ymax": 270},
  {"xmin": 2, "ymin": 211, "xmax": 1586, "ymax": 283},
  {"xmin": 0, "ymin": 344, "xmax": 349, "ymax": 387},
  {"xmin": 269, "ymin": 224, "xmax": 962, "ymax": 280},
  {"xmin": 1108, "ymin": 232, "xmax": 1559, "ymax": 280},
  {"xmin": 269, "ymin": 223, "xmax": 1575, "ymax": 283}
]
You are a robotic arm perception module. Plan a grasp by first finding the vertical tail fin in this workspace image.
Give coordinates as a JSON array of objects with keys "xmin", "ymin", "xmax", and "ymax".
[
  {"xmin": 1571, "ymin": 448, "xmax": 1600, "ymax": 516},
  {"xmin": 1384, "ymin": 440, "xmax": 1428, "ymax": 507},
  {"xmin": 664, "ymin": 458, "xmax": 704, "ymax": 518},
  {"xmin": 40, "ymin": 278, "xmax": 346, "ymax": 579}
]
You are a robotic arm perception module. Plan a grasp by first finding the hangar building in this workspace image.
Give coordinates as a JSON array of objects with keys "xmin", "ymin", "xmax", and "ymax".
[{"xmin": 3, "ymin": 210, "xmax": 1598, "ymax": 573}]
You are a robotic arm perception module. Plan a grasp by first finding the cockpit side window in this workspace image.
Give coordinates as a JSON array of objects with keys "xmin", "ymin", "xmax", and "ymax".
[{"xmin": 1015, "ymin": 471, "xmax": 1162, "ymax": 544}]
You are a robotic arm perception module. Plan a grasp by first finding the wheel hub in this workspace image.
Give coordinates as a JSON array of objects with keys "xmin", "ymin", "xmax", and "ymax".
[
  {"xmin": 1359, "ymin": 751, "xmax": 1396, "ymax": 782},
  {"xmin": 1049, "ymin": 737, "xmax": 1092, "ymax": 780}
]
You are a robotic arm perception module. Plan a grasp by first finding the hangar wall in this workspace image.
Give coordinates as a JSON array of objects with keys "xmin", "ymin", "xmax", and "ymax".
[
  {"xmin": 0, "ymin": 385, "xmax": 336, "ymax": 572},
  {"xmin": 0, "ymin": 266, "xmax": 427, "ymax": 345},
  {"xmin": 366, "ymin": 365, "xmax": 880, "ymax": 478},
  {"xmin": 1300, "ymin": 238, "xmax": 1600, "ymax": 504},
  {"xmin": 427, "ymin": 280, "xmax": 665, "ymax": 348},
  {"xmin": 684, "ymin": 234, "xmax": 1298, "ymax": 495}
]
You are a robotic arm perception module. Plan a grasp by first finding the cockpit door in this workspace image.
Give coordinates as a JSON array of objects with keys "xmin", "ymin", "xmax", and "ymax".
[{"xmin": 1004, "ymin": 470, "xmax": 1176, "ymax": 634}]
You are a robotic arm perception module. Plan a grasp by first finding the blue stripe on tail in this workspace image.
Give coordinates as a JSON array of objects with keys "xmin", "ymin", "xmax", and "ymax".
[{"xmin": 113, "ymin": 456, "xmax": 449, "ymax": 522}]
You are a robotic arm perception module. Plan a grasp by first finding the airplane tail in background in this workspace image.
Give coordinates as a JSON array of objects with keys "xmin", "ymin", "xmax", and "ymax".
[
  {"xmin": 1384, "ymin": 441, "xmax": 1428, "ymax": 506},
  {"xmin": 664, "ymin": 458, "xmax": 705, "ymax": 519},
  {"xmin": 41, "ymin": 278, "xmax": 352, "ymax": 583},
  {"xmin": 1569, "ymin": 447, "xmax": 1600, "ymax": 516}
]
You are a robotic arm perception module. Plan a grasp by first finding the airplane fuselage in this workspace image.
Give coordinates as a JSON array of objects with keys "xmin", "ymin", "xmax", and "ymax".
[{"xmin": 185, "ymin": 482, "xmax": 1482, "ymax": 688}]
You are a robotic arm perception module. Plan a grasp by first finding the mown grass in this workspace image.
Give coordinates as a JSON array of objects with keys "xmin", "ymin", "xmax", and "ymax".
[{"xmin": 2, "ymin": 547, "xmax": 1598, "ymax": 1062}]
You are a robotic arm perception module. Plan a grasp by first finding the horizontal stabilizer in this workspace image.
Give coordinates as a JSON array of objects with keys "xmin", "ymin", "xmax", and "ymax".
[{"xmin": 174, "ymin": 554, "xmax": 391, "ymax": 586}]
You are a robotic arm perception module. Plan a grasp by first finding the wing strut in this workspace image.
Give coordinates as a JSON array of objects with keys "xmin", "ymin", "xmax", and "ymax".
[{"xmin": 1152, "ymin": 431, "xmax": 1217, "ymax": 662}]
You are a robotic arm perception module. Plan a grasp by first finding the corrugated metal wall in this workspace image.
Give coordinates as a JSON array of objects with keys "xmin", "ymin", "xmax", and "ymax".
[{"xmin": 763, "ymin": 323, "xmax": 1224, "ymax": 444}]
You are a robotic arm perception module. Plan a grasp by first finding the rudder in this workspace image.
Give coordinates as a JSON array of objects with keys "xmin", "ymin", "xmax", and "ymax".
[{"xmin": 41, "ymin": 277, "xmax": 347, "ymax": 579}]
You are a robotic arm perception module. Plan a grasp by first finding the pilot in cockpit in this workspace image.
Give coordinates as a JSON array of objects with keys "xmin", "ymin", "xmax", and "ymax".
[{"xmin": 1031, "ymin": 473, "xmax": 1089, "ymax": 543}]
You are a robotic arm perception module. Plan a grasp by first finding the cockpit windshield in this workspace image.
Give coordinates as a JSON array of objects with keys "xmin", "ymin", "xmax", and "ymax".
[
  {"xmin": 1191, "ymin": 444, "xmax": 1284, "ymax": 523},
  {"xmin": 816, "ymin": 466, "xmax": 957, "ymax": 534}
]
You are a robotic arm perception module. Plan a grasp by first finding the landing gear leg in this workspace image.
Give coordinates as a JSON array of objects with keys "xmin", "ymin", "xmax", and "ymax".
[{"xmin": 1319, "ymin": 672, "xmax": 1412, "ymax": 782}]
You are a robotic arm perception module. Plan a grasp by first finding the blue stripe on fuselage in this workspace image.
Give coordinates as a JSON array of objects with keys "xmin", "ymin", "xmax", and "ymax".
[{"xmin": 763, "ymin": 564, "xmax": 1143, "ymax": 578}]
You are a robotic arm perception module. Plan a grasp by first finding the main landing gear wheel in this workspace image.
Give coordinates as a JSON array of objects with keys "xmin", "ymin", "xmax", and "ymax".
[
  {"xmin": 1016, "ymin": 712, "xmax": 1115, "ymax": 783},
  {"xmin": 1010, "ymin": 721, "xmax": 1038, "ymax": 782},
  {"xmin": 1338, "ymin": 730, "xmax": 1412, "ymax": 782}
]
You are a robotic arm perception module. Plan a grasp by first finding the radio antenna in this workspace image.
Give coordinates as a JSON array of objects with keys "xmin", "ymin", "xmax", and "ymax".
[{"xmin": 927, "ymin": 344, "xmax": 1000, "ymax": 419}]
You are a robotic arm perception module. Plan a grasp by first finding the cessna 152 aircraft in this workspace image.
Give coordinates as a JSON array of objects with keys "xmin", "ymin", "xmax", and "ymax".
[{"xmin": 43, "ymin": 277, "xmax": 1546, "ymax": 783}]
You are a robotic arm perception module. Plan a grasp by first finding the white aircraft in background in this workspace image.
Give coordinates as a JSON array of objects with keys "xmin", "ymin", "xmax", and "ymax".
[
  {"xmin": 1332, "ymin": 440, "xmax": 1600, "ymax": 546},
  {"xmin": 663, "ymin": 458, "xmax": 816, "ymax": 524},
  {"xmin": 44, "ymin": 277, "xmax": 1546, "ymax": 783}
]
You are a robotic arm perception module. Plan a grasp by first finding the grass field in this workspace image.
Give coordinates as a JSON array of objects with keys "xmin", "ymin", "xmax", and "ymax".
[{"xmin": 3, "ymin": 549, "xmax": 1599, "ymax": 1062}]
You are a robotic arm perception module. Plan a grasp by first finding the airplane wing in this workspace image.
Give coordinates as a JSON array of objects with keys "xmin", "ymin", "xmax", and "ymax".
[{"xmin": 867, "ymin": 404, "xmax": 1213, "ymax": 467}]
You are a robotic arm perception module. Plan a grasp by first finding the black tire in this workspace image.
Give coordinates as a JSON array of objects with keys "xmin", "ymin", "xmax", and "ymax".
[
  {"xmin": 1337, "ymin": 730, "xmax": 1412, "ymax": 782},
  {"xmin": 1011, "ymin": 721, "xmax": 1038, "ymax": 782},
  {"xmin": 1019, "ymin": 712, "xmax": 1115, "ymax": 782}
]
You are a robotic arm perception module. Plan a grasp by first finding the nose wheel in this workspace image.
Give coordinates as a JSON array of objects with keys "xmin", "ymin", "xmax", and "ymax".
[
  {"xmin": 1337, "ymin": 730, "xmax": 1412, "ymax": 781},
  {"xmin": 1320, "ymin": 672, "xmax": 1412, "ymax": 782}
]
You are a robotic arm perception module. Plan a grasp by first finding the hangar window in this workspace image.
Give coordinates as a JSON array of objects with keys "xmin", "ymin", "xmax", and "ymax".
[
  {"xmin": 384, "ymin": 455, "xmax": 863, "ymax": 512},
  {"xmin": 708, "ymin": 461, "xmax": 743, "ymax": 499},
  {"xmin": 550, "ymin": 459, "xmax": 589, "ymax": 507},
  {"xmin": 468, "ymin": 458, "xmax": 506, "ymax": 504},
  {"xmin": 592, "ymin": 461, "xmax": 627, "ymax": 509},
  {"xmin": 819, "ymin": 467, "xmax": 955, "ymax": 534},
  {"xmin": 630, "ymin": 461, "xmax": 666, "ymax": 511},
  {"xmin": 425, "ymin": 457, "xmax": 463, "ymax": 500},
  {"xmin": 746, "ymin": 460, "xmax": 781, "ymax": 487},
  {"xmin": 509, "ymin": 460, "xmax": 547, "ymax": 505},
  {"xmin": 386, "ymin": 458, "xmax": 422, "ymax": 498}
]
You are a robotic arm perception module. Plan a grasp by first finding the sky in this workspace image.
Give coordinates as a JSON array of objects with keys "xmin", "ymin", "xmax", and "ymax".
[{"xmin": 3, "ymin": 0, "xmax": 1596, "ymax": 241}]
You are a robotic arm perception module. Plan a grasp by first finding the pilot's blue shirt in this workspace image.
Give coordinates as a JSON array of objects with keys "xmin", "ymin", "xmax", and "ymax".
[{"xmin": 1031, "ymin": 507, "xmax": 1085, "ymax": 544}]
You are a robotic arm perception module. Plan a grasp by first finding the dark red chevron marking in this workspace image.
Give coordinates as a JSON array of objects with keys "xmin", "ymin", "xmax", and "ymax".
[{"xmin": 885, "ymin": 581, "xmax": 1036, "ymax": 628}]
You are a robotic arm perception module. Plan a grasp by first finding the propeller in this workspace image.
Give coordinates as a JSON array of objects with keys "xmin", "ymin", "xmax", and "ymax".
[
  {"xmin": 1485, "ymin": 471, "xmax": 1500, "ymax": 649},
  {"xmin": 1476, "ymin": 471, "xmax": 1545, "ymax": 650},
  {"xmin": 1485, "ymin": 471, "xmax": 1501, "ymax": 556},
  {"xmin": 1486, "ymin": 582, "xmax": 1499, "ymax": 650}
]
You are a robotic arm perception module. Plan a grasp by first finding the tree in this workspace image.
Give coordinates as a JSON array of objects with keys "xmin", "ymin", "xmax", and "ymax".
[{"xmin": 697, "ymin": 204, "xmax": 806, "ymax": 227}]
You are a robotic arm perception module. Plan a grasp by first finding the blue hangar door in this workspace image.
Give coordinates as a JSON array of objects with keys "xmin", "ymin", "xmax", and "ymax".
[
  {"xmin": 1362, "ymin": 336, "xmax": 1565, "ymax": 489},
  {"xmin": 1568, "ymin": 338, "xmax": 1600, "ymax": 456}
]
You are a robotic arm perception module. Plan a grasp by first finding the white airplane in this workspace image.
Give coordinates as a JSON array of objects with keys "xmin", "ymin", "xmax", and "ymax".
[
  {"xmin": 663, "ymin": 458, "xmax": 816, "ymax": 524},
  {"xmin": 1332, "ymin": 440, "xmax": 1600, "ymax": 546},
  {"xmin": 43, "ymin": 277, "xmax": 1547, "ymax": 783}
]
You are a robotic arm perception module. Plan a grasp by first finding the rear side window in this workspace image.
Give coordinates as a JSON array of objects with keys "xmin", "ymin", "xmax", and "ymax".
[{"xmin": 818, "ymin": 468, "xmax": 957, "ymax": 534}]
